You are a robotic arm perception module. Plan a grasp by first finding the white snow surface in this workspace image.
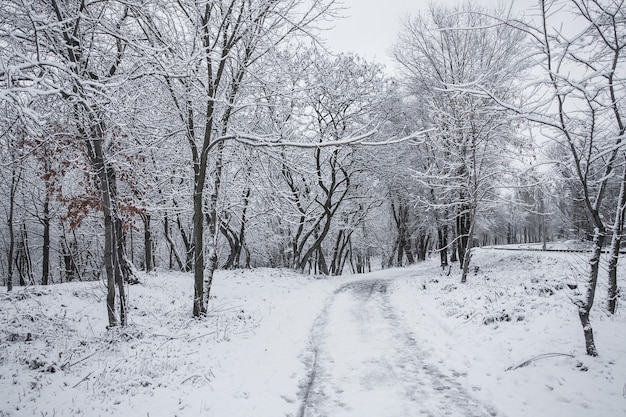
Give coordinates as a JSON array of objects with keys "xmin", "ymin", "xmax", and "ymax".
[{"xmin": 1, "ymin": 248, "xmax": 625, "ymax": 416}]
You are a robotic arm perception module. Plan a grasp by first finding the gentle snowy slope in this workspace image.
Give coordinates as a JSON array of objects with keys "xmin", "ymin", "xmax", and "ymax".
[
  {"xmin": 391, "ymin": 249, "xmax": 626, "ymax": 417},
  {"xmin": 0, "ymin": 269, "xmax": 338, "ymax": 416},
  {"xmin": 1, "ymin": 249, "xmax": 625, "ymax": 416}
]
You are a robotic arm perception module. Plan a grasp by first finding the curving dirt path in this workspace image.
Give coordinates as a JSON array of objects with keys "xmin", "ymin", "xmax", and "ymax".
[{"xmin": 297, "ymin": 279, "xmax": 500, "ymax": 417}]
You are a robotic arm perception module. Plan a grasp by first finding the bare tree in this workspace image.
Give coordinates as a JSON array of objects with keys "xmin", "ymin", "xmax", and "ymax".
[
  {"xmin": 135, "ymin": 0, "xmax": 337, "ymax": 315},
  {"xmin": 0, "ymin": 0, "xmax": 149, "ymax": 326},
  {"xmin": 569, "ymin": 1, "xmax": 626, "ymax": 316},
  {"xmin": 497, "ymin": 0, "xmax": 626, "ymax": 355},
  {"xmin": 249, "ymin": 49, "xmax": 393, "ymax": 273},
  {"xmin": 395, "ymin": 2, "xmax": 526, "ymax": 282}
]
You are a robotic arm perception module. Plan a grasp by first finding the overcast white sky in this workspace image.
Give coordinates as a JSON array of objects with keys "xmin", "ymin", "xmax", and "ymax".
[{"xmin": 321, "ymin": 0, "xmax": 539, "ymax": 71}]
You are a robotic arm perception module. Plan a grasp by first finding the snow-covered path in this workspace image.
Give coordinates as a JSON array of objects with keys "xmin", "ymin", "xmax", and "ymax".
[{"xmin": 298, "ymin": 278, "xmax": 499, "ymax": 417}]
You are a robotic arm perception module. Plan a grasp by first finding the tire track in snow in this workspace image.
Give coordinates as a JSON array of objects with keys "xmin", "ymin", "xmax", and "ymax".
[{"xmin": 297, "ymin": 279, "xmax": 500, "ymax": 417}]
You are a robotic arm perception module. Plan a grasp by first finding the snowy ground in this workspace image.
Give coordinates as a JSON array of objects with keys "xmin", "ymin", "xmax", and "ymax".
[{"xmin": 1, "ymin": 248, "xmax": 625, "ymax": 416}]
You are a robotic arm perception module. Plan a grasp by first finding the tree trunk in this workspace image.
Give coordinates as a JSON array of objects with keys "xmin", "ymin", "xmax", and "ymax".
[
  {"xmin": 98, "ymin": 160, "xmax": 118, "ymax": 328},
  {"xmin": 203, "ymin": 139, "xmax": 227, "ymax": 310},
  {"xmin": 142, "ymin": 213, "xmax": 154, "ymax": 272},
  {"xmin": 317, "ymin": 247, "xmax": 329, "ymax": 275},
  {"xmin": 175, "ymin": 212, "xmax": 194, "ymax": 272},
  {"xmin": 576, "ymin": 227, "xmax": 603, "ymax": 356},
  {"xmin": 438, "ymin": 224, "xmax": 448, "ymax": 267},
  {"xmin": 607, "ymin": 162, "xmax": 626, "ymax": 314},
  {"xmin": 298, "ymin": 208, "xmax": 335, "ymax": 272},
  {"xmin": 163, "ymin": 214, "xmax": 185, "ymax": 271},
  {"xmin": 397, "ymin": 234, "xmax": 406, "ymax": 266},
  {"xmin": 60, "ymin": 228, "xmax": 80, "ymax": 282},
  {"xmin": 87, "ymin": 134, "xmax": 125, "ymax": 328},
  {"xmin": 6, "ymin": 164, "xmax": 19, "ymax": 292},
  {"xmin": 450, "ymin": 218, "xmax": 458, "ymax": 263},
  {"xmin": 235, "ymin": 187, "xmax": 251, "ymax": 269},
  {"xmin": 330, "ymin": 230, "xmax": 343, "ymax": 275},
  {"xmin": 536, "ymin": 187, "xmax": 547, "ymax": 250},
  {"xmin": 114, "ymin": 216, "xmax": 128, "ymax": 325},
  {"xmin": 460, "ymin": 208, "xmax": 476, "ymax": 283},
  {"xmin": 330, "ymin": 229, "xmax": 352, "ymax": 275},
  {"xmin": 340, "ymin": 237, "xmax": 352, "ymax": 275},
  {"xmin": 192, "ymin": 183, "xmax": 205, "ymax": 317},
  {"xmin": 16, "ymin": 227, "xmax": 26, "ymax": 286},
  {"xmin": 456, "ymin": 204, "xmax": 470, "ymax": 268},
  {"xmin": 218, "ymin": 220, "xmax": 240, "ymax": 270},
  {"xmin": 506, "ymin": 222, "xmax": 513, "ymax": 244},
  {"xmin": 338, "ymin": 232, "xmax": 353, "ymax": 275},
  {"xmin": 404, "ymin": 235, "xmax": 416, "ymax": 264},
  {"xmin": 16, "ymin": 223, "xmax": 34, "ymax": 286},
  {"xmin": 42, "ymin": 193, "xmax": 50, "ymax": 285},
  {"xmin": 416, "ymin": 234, "xmax": 430, "ymax": 262}
]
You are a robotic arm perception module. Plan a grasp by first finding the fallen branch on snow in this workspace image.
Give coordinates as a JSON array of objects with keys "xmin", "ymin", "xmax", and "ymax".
[
  {"xmin": 506, "ymin": 353, "xmax": 576, "ymax": 371},
  {"xmin": 61, "ymin": 350, "xmax": 98, "ymax": 371},
  {"xmin": 72, "ymin": 371, "xmax": 93, "ymax": 388},
  {"xmin": 181, "ymin": 373, "xmax": 213, "ymax": 385},
  {"xmin": 185, "ymin": 331, "xmax": 218, "ymax": 342}
]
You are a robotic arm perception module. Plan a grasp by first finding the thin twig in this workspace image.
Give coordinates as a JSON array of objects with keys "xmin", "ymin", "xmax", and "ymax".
[
  {"xmin": 72, "ymin": 371, "xmax": 93, "ymax": 388},
  {"xmin": 506, "ymin": 353, "xmax": 575, "ymax": 371},
  {"xmin": 181, "ymin": 374, "xmax": 211, "ymax": 384},
  {"xmin": 61, "ymin": 351, "xmax": 98, "ymax": 370},
  {"xmin": 186, "ymin": 331, "xmax": 217, "ymax": 342}
]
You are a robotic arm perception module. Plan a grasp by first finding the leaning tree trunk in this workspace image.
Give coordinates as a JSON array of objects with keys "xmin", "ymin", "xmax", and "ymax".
[
  {"xmin": 91, "ymin": 139, "xmax": 119, "ymax": 328},
  {"xmin": 175, "ymin": 213, "xmax": 194, "ymax": 272},
  {"xmin": 576, "ymin": 227, "xmax": 604, "ymax": 356},
  {"xmin": 607, "ymin": 163, "xmax": 626, "ymax": 315},
  {"xmin": 83, "ymin": 123, "xmax": 131, "ymax": 327},
  {"xmin": 298, "ymin": 208, "xmax": 334, "ymax": 273},
  {"xmin": 330, "ymin": 229, "xmax": 352, "ymax": 275},
  {"xmin": 219, "ymin": 221, "xmax": 239, "ymax": 270}
]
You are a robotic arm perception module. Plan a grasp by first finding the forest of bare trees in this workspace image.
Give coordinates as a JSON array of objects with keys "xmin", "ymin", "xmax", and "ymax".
[{"xmin": 1, "ymin": 0, "xmax": 624, "ymax": 355}]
